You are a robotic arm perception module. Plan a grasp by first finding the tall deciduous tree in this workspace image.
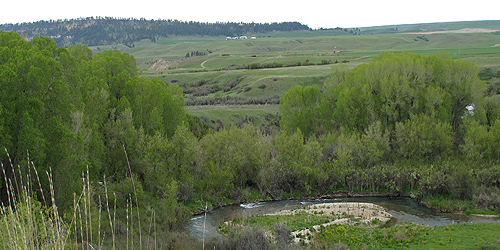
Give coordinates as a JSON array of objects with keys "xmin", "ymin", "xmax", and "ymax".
[
  {"xmin": 280, "ymin": 85, "xmax": 324, "ymax": 137},
  {"xmin": 280, "ymin": 52, "xmax": 485, "ymax": 160},
  {"xmin": 394, "ymin": 113, "xmax": 453, "ymax": 160},
  {"xmin": 0, "ymin": 31, "xmax": 186, "ymax": 212}
]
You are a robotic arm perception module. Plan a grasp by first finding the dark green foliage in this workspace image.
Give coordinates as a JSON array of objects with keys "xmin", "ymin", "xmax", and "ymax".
[
  {"xmin": 186, "ymin": 114, "xmax": 213, "ymax": 138},
  {"xmin": 0, "ymin": 30, "xmax": 185, "ymax": 213},
  {"xmin": 479, "ymin": 67, "xmax": 494, "ymax": 80},
  {"xmin": 476, "ymin": 165, "xmax": 500, "ymax": 189},
  {"xmin": 417, "ymin": 35, "xmax": 429, "ymax": 41},
  {"xmin": 184, "ymin": 95, "xmax": 281, "ymax": 106},
  {"xmin": 248, "ymin": 62, "xmax": 283, "ymax": 69},
  {"xmin": 280, "ymin": 85, "xmax": 324, "ymax": 137},
  {"xmin": 266, "ymin": 130, "xmax": 324, "ymax": 194},
  {"xmin": 187, "ymin": 51, "xmax": 208, "ymax": 57},
  {"xmin": 482, "ymin": 96, "xmax": 500, "ymax": 126},
  {"xmin": 394, "ymin": 114, "xmax": 453, "ymax": 160},
  {"xmin": 473, "ymin": 186, "xmax": 500, "ymax": 210},
  {"xmin": 280, "ymin": 52, "xmax": 485, "ymax": 161},
  {"xmin": 463, "ymin": 120, "xmax": 500, "ymax": 161},
  {"xmin": 447, "ymin": 165, "xmax": 475, "ymax": 200},
  {"xmin": 0, "ymin": 18, "xmax": 311, "ymax": 47},
  {"xmin": 197, "ymin": 125, "xmax": 268, "ymax": 198}
]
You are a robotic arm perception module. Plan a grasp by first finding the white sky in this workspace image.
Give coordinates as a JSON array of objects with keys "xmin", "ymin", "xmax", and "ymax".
[{"xmin": 1, "ymin": 0, "xmax": 498, "ymax": 29}]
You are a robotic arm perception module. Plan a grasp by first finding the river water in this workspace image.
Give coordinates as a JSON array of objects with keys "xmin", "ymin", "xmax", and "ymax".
[{"xmin": 187, "ymin": 197, "xmax": 500, "ymax": 240}]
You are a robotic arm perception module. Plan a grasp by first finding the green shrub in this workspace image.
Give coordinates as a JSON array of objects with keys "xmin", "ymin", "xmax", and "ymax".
[
  {"xmin": 206, "ymin": 227, "xmax": 270, "ymax": 250},
  {"xmin": 274, "ymin": 223, "xmax": 292, "ymax": 245}
]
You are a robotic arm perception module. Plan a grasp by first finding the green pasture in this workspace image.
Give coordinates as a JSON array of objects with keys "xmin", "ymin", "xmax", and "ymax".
[
  {"xmin": 91, "ymin": 30, "xmax": 500, "ymax": 71},
  {"xmin": 88, "ymin": 24, "xmax": 500, "ymax": 126},
  {"xmin": 362, "ymin": 20, "xmax": 500, "ymax": 34},
  {"xmin": 151, "ymin": 64, "xmax": 335, "ymax": 99},
  {"xmin": 255, "ymin": 29, "xmax": 352, "ymax": 38}
]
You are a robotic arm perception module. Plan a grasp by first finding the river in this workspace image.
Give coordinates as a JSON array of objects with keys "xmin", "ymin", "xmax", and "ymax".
[{"xmin": 187, "ymin": 197, "xmax": 500, "ymax": 240}]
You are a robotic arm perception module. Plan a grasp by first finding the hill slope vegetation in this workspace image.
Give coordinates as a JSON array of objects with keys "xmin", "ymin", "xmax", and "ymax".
[{"xmin": 0, "ymin": 17, "xmax": 311, "ymax": 46}]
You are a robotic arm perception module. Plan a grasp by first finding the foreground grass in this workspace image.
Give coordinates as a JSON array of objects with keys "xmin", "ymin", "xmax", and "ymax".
[{"xmin": 316, "ymin": 222, "xmax": 500, "ymax": 249}]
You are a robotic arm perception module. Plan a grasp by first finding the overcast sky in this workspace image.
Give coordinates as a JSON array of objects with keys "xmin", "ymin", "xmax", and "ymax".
[{"xmin": 1, "ymin": 0, "xmax": 498, "ymax": 29}]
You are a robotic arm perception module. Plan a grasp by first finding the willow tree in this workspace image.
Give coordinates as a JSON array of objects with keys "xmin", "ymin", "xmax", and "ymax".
[
  {"xmin": 279, "ymin": 52, "xmax": 485, "ymax": 164},
  {"xmin": 281, "ymin": 52, "xmax": 485, "ymax": 142},
  {"xmin": 279, "ymin": 85, "xmax": 326, "ymax": 137},
  {"xmin": 0, "ymin": 30, "xmax": 187, "ymax": 212}
]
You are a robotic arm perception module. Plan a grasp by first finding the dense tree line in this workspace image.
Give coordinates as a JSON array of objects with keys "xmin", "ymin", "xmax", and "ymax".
[
  {"xmin": 278, "ymin": 52, "xmax": 500, "ymax": 207},
  {"xmin": 0, "ymin": 17, "xmax": 311, "ymax": 47},
  {"xmin": 281, "ymin": 52, "xmax": 486, "ymax": 140},
  {"xmin": 185, "ymin": 50, "xmax": 210, "ymax": 58},
  {"xmin": 1, "ymin": 31, "xmax": 500, "ymax": 247},
  {"xmin": 0, "ymin": 30, "xmax": 187, "ymax": 234}
]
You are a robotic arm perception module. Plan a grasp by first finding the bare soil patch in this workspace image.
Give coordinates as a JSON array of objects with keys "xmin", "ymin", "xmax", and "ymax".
[
  {"xmin": 267, "ymin": 202, "xmax": 392, "ymax": 244},
  {"xmin": 200, "ymin": 59, "xmax": 209, "ymax": 68},
  {"xmin": 147, "ymin": 59, "xmax": 175, "ymax": 70},
  {"xmin": 354, "ymin": 55, "xmax": 371, "ymax": 60}
]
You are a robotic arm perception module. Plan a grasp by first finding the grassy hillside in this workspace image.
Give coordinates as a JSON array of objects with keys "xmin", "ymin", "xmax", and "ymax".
[
  {"xmin": 87, "ymin": 21, "xmax": 500, "ymax": 127},
  {"xmin": 92, "ymin": 27, "xmax": 500, "ymax": 70},
  {"xmin": 151, "ymin": 65, "xmax": 334, "ymax": 98},
  {"xmin": 361, "ymin": 20, "xmax": 500, "ymax": 34}
]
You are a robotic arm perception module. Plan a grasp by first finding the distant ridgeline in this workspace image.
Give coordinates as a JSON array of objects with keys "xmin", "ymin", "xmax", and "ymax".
[{"xmin": 0, "ymin": 17, "xmax": 311, "ymax": 47}]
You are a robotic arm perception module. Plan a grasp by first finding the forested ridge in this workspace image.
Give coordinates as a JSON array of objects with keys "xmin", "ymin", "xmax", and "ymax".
[
  {"xmin": 1, "ymin": 30, "xmax": 500, "ymax": 248},
  {"xmin": 0, "ymin": 17, "xmax": 311, "ymax": 47}
]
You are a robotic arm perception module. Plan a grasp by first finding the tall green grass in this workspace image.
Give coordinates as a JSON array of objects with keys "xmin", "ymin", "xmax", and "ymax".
[
  {"xmin": 0, "ymin": 149, "xmax": 157, "ymax": 249},
  {"xmin": 1, "ymin": 152, "xmax": 68, "ymax": 249}
]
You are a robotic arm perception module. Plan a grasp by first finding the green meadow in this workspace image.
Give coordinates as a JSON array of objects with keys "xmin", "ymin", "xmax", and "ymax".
[
  {"xmin": 89, "ymin": 23, "xmax": 500, "ymax": 126},
  {"xmin": 316, "ymin": 222, "xmax": 500, "ymax": 249},
  {"xmin": 155, "ymin": 65, "xmax": 333, "ymax": 97}
]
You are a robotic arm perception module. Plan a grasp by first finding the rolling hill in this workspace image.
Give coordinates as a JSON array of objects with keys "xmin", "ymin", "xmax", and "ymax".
[{"xmin": 2, "ymin": 18, "xmax": 499, "ymax": 127}]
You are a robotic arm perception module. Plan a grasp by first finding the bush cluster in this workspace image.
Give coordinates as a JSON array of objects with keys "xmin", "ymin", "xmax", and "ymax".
[
  {"xmin": 185, "ymin": 95, "xmax": 281, "ymax": 106},
  {"xmin": 206, "ymin": 227, "xmax": 271, "ymax": 250}
]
